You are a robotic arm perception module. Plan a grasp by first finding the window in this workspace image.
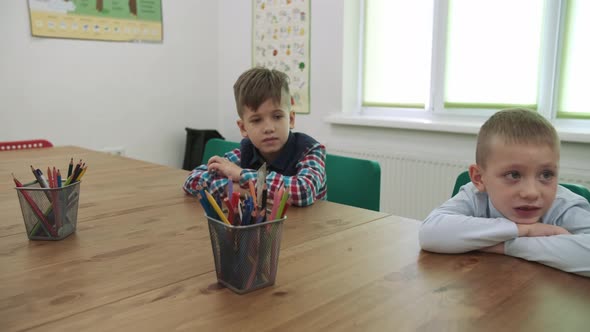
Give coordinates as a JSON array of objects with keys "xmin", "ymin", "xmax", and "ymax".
[
  {"xmin": 361, "ymin": 0, "xmax": 590, "ymax": 120},
  {"xmin": 363, "ymin": 1, "xmax": 433, "ymax": 108},
  {"xmin": 557, "ymin": 0, "xmax": 590, "ymax": 118},
  {"xmin": 444, "ymin": 0, "xmax": 542, "ymax": 109}
]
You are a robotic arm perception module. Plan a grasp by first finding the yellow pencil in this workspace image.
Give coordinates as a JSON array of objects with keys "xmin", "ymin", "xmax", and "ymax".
[
  {"xmin": 204, "ymin": 190, "xmax": 231, "ymax": 225},
  {"xmin": 76, "ymin": 166, "xmax": 88, "ymax": 181}
]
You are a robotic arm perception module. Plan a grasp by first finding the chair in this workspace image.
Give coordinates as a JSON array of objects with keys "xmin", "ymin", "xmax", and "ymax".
[
  {"xmin": 451, "ymin": 170, "xmax": 590, "ymax": 202},
  {"xmin": 182, "ymin": 128, "xmax": 224, "ymax": 171},
  {"xmin": 325, "ymin": 154, "xmax": 381, "ymax": 211},
  {"xmin": 451, "ymin": 171, "xmax": 472, "ymax": 197},
  {"xmin": 201, "ymin": 138, "xmax": 240, "ymax": 164},
  {"xmin": 0, "ymin": 139, "xmax": 53, "ymax": 152},
  {"xmin": 202, "ymin": 139, "xmax": 382, "ymax": 211}
]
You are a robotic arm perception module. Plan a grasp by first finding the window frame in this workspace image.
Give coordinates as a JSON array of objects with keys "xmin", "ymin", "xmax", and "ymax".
[{"xmin": 331, "ymin": 0, "xmax": 590, "ymax": 137}]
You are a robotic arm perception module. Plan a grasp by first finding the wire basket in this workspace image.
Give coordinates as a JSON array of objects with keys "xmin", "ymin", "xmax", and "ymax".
[
  {"xmin": 206, "ymin": 214, "xmax": 286, "ymax": 294},
  {"xmin": 14, "ymin": 181, "xmax": 81, "ymax": 240}
]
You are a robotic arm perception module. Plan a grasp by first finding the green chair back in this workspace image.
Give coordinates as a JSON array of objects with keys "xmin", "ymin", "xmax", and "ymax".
[
  {"xmin": 451, "ymin": 171, "xmax": 472, "ymax": 197},
  {"xmin": 451, "ymin": 170, "xmax": 590, "ymax": 203},
  {"xmin": 325, "ymin": 154, "xmax": 381, "ymax": 211},
  {"xmin": 562, "ymin": 183, "xmax": 590, "ymax": 202},
  {"xmin": 202, "ymin": 139, "xmax": 382, "ymax": 211},
  {"xmin": 201, "ymin": 138, "xmax": 240, "ymax": 164}
]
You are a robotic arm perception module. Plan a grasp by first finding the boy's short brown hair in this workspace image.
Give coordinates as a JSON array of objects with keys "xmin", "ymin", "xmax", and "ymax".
[
  {"xmin": 476, "ymin": 108, "xmax": 560, "ymax": 167},
  {"xmin": 233, "ymin": 67, "xmax": 291, "ymax": 118}
]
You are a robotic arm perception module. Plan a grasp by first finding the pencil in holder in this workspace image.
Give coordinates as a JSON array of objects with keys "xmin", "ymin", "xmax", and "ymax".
[
  {"xmin": 206, "ymin": 213, "xmax": 286, "ymax": 294},
  {"xmin": 14, "ymin": 181, "xmax": 81, "ymax": 240}
]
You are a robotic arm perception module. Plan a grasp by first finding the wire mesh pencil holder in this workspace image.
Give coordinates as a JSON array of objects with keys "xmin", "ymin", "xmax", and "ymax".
[
  {"xmin": 206, "ymin": 214, "xmax": 286, "ymax": 294},
  {"xmin": 14, "ymin": 181, "xmax": 81, "ymax": 240}
]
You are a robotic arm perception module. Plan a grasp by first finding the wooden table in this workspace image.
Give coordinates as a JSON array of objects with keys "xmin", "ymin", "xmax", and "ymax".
[{"xmin": 1, "ymin": 147, "xmax": 589, "ymax": 331}]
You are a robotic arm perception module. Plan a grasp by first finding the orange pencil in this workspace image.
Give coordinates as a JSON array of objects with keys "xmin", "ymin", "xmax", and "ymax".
[
  {"xmin": 247, "ymin": 180, "xmax": 257, "ymax": 203},
  {"xmin": 47, "ymin": 167, "xmax": 53, "ymax": 188},
  {"xmin": 47, "ymin": 167, "xmax": 62, "ymax": 229},
  {"xmin": 248, "ymin": 179, "xmax": 258, "ymax": 217}
]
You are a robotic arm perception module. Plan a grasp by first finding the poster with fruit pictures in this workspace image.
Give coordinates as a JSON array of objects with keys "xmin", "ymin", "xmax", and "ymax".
[{"xmin": 252, "ymin": 0, "xmax": 310, "ymax": 114}]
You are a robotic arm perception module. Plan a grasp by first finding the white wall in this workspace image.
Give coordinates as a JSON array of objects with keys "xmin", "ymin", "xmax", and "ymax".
[
  {"xmin": 0, "ymin": 0, "xmax": 218, "ymax": 167},
  {"xmin": 216, "ymin": 0, "xmax": 590, "ymax": 217},
  {"xmin": 216, "ymin": 1, "xmax": 589, "ymax": 161},
  {"xmin": 2, "ymin": 1, "xmax": 588, "ymax": 216},
  {"xmin": 217, "ymin": 0, "xmax": 344, "ymax": 146}
]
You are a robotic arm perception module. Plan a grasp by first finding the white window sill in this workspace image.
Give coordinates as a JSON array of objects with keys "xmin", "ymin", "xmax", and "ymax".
[{"xmin": 325, "ymin": 112, "xmax": 590, "ymax": 144}]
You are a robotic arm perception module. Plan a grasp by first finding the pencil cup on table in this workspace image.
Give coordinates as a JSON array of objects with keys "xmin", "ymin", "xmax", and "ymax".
[
  {"xmin": 206, "ymin": 211, "xmax": 286, "ymax": 294},
  {"xmin": 14, "ymin": 181, "xmax": 81, "ymax": 240}
]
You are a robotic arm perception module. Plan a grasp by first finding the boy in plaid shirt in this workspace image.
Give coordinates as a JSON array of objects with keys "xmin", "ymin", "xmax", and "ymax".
[{"xmin": 183, "ymin": 67, "xmax": 326, "ymax": 207}]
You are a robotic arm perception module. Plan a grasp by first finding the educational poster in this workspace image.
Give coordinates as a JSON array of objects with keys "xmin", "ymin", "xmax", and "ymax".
[
  {"xmin": 253, "ymin": 0, "xmax": 310, "ymax": 114},
  {"xmin": 28, "ymin": 0, "xmax": 163, "ymax": 42}
]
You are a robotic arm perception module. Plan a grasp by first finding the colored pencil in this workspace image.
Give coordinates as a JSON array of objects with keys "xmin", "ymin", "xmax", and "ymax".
[
  {"xmin": 67, "ymin": 157, "xmax": 73, "ymax": 178},
  {"xmin": 204, "ymin": 190, "xmax": 231, "ymax": 225},
  {"xmin": 12, "ymin": 174, "xmax": 57, "ymax": 237}
]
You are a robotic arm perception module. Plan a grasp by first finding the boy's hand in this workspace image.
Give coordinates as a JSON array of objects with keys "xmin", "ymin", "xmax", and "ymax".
[
  {"xmin": 207, "ymin": 156, "xmax": 243, "ymax": 180},
  {"xmin": 517, "ymin": 223, "xmax": 571, "ymax": 237}
]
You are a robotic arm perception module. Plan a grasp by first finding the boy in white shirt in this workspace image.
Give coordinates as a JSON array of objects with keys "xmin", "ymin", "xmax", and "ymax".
[{"xmin": 420, "ymin": 108, "xmax": 590, "ymax": 277}]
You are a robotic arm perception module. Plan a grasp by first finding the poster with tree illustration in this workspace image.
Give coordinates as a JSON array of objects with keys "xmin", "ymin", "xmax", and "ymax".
[
  {"xmin": 253, "ymin": 0, "xmax": 310, "ymax": 114},
  {"xmin": 28, "ymin": 0, "xmax": 162, "ymax": 42}
]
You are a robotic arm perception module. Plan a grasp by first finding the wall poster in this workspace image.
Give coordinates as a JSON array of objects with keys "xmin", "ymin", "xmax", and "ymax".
[
  {"xmin": 28, "ymin": 0, "xmax": 163, "ymax": 42},
  {"xmin": 252, "ymin": 0, "xmax": 310, "ymax": 114}
]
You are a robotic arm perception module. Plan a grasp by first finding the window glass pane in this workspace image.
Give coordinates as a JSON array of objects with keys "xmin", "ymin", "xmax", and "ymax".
[
  {"xmin": 363, "ymin": 0, "xmax": 433, "ymax": 107},
  {"xmin": 558, "ymin": 0, "xmax": 590, "ymax": 118},
  {"xmin": 445, "ymin": 0, "xmax": 543, "ymax": 108}
]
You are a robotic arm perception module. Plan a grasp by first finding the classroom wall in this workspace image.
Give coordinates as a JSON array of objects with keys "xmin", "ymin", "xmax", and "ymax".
[
  {"xmin": 216, "ymin": 0, "xmax": 590, "ymax": 218},
  {"xmin": 0, "ymin": 0, "xmax": 218, "ymax": 167},
  {"xmin": 216, "ymin": 0, "xmax": 590, "ymax": 161},
  {"xmin": 2, "ymin": 1, "xmax": 588, "ymax": 218}
]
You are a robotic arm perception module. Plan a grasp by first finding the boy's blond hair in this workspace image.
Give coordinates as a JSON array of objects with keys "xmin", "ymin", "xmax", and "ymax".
[
  {"xmin": 476, "ymin": 108, "xmax": 560, "ymax": 167},
  {"xmin": 233, "ymin": 67, "xmax": 291, "ymax": 118}
]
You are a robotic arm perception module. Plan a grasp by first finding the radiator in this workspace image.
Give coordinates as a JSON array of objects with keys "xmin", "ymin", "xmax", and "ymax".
[{"xmin": 329, "ymin": 148, "xmax": 590, "ymax": 220}]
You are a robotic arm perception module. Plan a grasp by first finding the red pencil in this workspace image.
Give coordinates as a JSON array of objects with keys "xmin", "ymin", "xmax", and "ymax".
[
  {"xmin": 12, "ymin": 174, "xmax": 57, "ymax": 237},
  {"xmin": 52, "ymin": 166, "xmax": 57, "ymax": 187},
  {"xmin": 223, "ymin": 197, "xmax": 235, "ymax": 225}
]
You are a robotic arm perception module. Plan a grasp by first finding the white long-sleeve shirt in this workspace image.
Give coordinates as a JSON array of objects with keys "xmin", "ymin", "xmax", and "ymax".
[{"xmin": 419, "ymin": 183, "xmax": 590, "ymax": 277}]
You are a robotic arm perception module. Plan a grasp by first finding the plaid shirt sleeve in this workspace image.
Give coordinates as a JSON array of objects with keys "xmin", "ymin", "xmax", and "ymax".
[
  {"xmin": 182, "ymin": 148, "xmax": 242, "ymax": 197},
  {"xmin": 238, "ymin": 143, "xmax": 327, "ymax": 207}
]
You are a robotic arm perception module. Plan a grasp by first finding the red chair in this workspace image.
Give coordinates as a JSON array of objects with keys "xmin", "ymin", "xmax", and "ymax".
[{"xmin": 0, "ymin": 139, "xmax": 53, "ymax": 152}]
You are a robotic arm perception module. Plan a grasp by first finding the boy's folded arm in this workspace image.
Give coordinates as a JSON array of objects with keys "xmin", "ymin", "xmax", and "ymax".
[
  {"xmin": 505, "ymin": 234, "xmax": 590, "ymax": 277},
  {"xmin": 279, "ymin": 144, "xmax": 326, "ymax": 207},
  {"xmin": 183, "ymin": 165, "xmax": 229, "ymax": 197},
  {"xmin": 515, "ymin": 223, "xmax": 570, "ymax": 237},
  {"xmin": 419, "ymin": 190, "xmax": 518, "ymax": 253},
  {"xmin": 182, "ymin": 164, "xmax": 209, "ymax": 195},
  {"xmin": 235, "ymin": 144, "xmax": 326, "ymax": 207},
  {"xmin": 420, "ymin": 213, "xmax": 518, "ymax": 254},
  {"xmin": 505, "ymin": 205, "xmax": 590, "ymax": 277},
  {"xmin": 183, "ymin": 149, "xmax": 240, "ymax": 196}
]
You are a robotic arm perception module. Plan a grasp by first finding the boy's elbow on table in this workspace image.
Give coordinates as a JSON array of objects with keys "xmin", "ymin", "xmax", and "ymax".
[{"xmin": 419, "ymin": 225, "xmax": 455, "ymax": 254}]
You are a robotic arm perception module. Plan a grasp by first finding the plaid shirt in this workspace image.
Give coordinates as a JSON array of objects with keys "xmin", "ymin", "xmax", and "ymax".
[{"xmin": 183, "ymin": 132, "xmax": 327, "ymax": 207}]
